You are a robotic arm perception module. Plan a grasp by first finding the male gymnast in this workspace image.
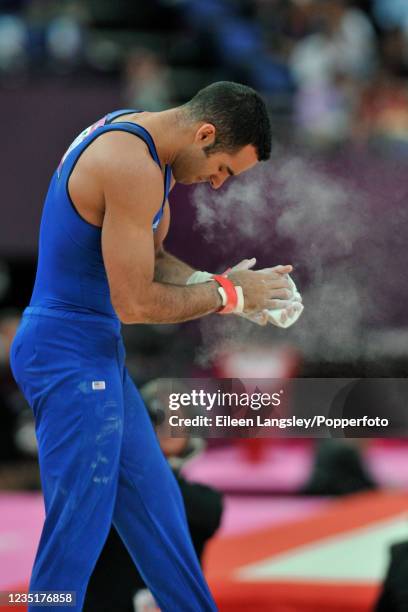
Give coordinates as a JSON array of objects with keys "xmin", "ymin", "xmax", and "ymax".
[{"xmin": 10, "ymin": 81, "xmax": 296, "ymax": 611}]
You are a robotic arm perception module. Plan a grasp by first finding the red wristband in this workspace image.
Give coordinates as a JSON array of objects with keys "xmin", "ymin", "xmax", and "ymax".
[{"xmin": 212, "ymin": 274, "xmax": 238, "ymax": 314}]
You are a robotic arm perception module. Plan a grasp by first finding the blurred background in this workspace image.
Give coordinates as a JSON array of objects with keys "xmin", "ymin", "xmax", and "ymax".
[{"xmin": 1, "ymin": 0, "xmax": 408, "ymax": 610}]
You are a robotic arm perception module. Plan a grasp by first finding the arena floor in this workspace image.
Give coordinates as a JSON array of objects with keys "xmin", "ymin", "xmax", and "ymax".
[{"xmin": 2, "ymin": 442, "xmax": 408, "ymax": 611}]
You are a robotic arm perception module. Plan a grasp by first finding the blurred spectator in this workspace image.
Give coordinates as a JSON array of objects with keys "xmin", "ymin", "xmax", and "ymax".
[
  {"xmin": 373, "ymin": 0, "xmax": 408, "ymax": 31},
  {"xmin": 0, "ymin": 309, "xmax": 19, "ymax": 363},
  {"xmin": 123, "ymin": 322, "xmax": 197, "ymax": 386},
  {"xmin": 380, "ymin": 27, "xmax": 408, "ymax": 78},
  {"xmin": 290, "ymin": 0, "xmax": 376, "ymax": 147},
  {"xmin": 0, "ymin": 260, "xmax": 11, "ymax": 303},
  {"xmin": 291, "ymin": 1, "xmax": 376, "ymax": 83},
  {"xmin": 0, "ymin": 0, "xmax": 406, "ymax": 158},
  {"xmin": 353, "ymin": 69, "xmax": 408, "ymax": 153},
  {"xmin": 124, "ymin": 48, "xmax": 173, "ymax": 111},
  {"xmin": 301, "ymin": 440, "xmax": 376, "ymax": 496},
  {"xmin": 375, "ymin": 540, "xmax": 408, "ymax": 612},
  {"xmin": 46, "ymin": 15, "xmax": 83, "ymax": 72},
  {"xmin": 0, "ymin": 13, "xmax": 27, "ymax": 80},
  {"xmin": 0, "ymin": 0, "xmax": 89, "ymax": 80},
  {"xmin": 0, "ymin": 309, "xmax": 39, "ymax": 489},
  {"xmin": 293, "ymin": 71, "xmax": 356, "ymax": 148},
  {"xmin": 0, "ymin": 309, "xmax": 23, "ymax": 463},
  {"xmin": 179, "ymin": 0, "xmax": 293, "ymax": 96}
]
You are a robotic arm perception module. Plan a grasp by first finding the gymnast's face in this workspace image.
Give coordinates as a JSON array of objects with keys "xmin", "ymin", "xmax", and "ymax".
[{"xmin": 172, "ymin": 124, "xmax": 258, "ymax": 189}]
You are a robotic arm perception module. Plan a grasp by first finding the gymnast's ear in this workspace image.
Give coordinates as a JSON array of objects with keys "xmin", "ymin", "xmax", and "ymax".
[{"xmin": 194, "ymin": 123, "xmax": 216, "ymax": 146}]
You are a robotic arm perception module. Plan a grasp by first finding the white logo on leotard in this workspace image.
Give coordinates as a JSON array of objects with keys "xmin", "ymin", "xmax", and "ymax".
[{"xmin": 92, "ymin": 381, "xmax": 106, "ymax": 390}]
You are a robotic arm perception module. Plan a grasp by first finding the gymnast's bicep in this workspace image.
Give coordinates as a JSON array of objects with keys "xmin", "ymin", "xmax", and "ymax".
[{"xmin": 99, "ymin": 143, "xmax": 163, "ymax": 320}]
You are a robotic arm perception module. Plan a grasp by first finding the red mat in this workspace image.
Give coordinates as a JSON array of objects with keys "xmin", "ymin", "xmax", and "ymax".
[{"xmin": 205, "ymin": 491, "xmax": 408, "ymax": 612}]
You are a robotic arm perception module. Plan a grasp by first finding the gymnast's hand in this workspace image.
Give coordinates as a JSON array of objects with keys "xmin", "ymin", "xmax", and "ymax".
[
  {"xmin": 227, "ymin": 258, "xmax": 301, "ymax": 326},
  {"xmin": 228, "ymin": 263, "xmax": 293, "ymax": 314}
]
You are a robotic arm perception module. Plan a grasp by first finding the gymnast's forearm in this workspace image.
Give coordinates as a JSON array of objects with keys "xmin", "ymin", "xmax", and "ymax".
[
  {"xmin": 117, "ymin": 281, "xmax": 222, "ymax": 324},
  {"xmin": 154, "ymin": 248, "xmax": 196, "ymax": 284}
]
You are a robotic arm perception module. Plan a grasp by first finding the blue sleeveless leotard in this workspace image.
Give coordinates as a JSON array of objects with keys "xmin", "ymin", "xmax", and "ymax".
[{"xmin": 27, "ymin": 109, "xmax": 172, "ymax": 320}]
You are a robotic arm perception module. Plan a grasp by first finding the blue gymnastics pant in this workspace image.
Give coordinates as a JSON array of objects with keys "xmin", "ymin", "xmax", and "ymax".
[{"xmin": 10, "ymin": 311, "xmax": 217, "ymax": 612}]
